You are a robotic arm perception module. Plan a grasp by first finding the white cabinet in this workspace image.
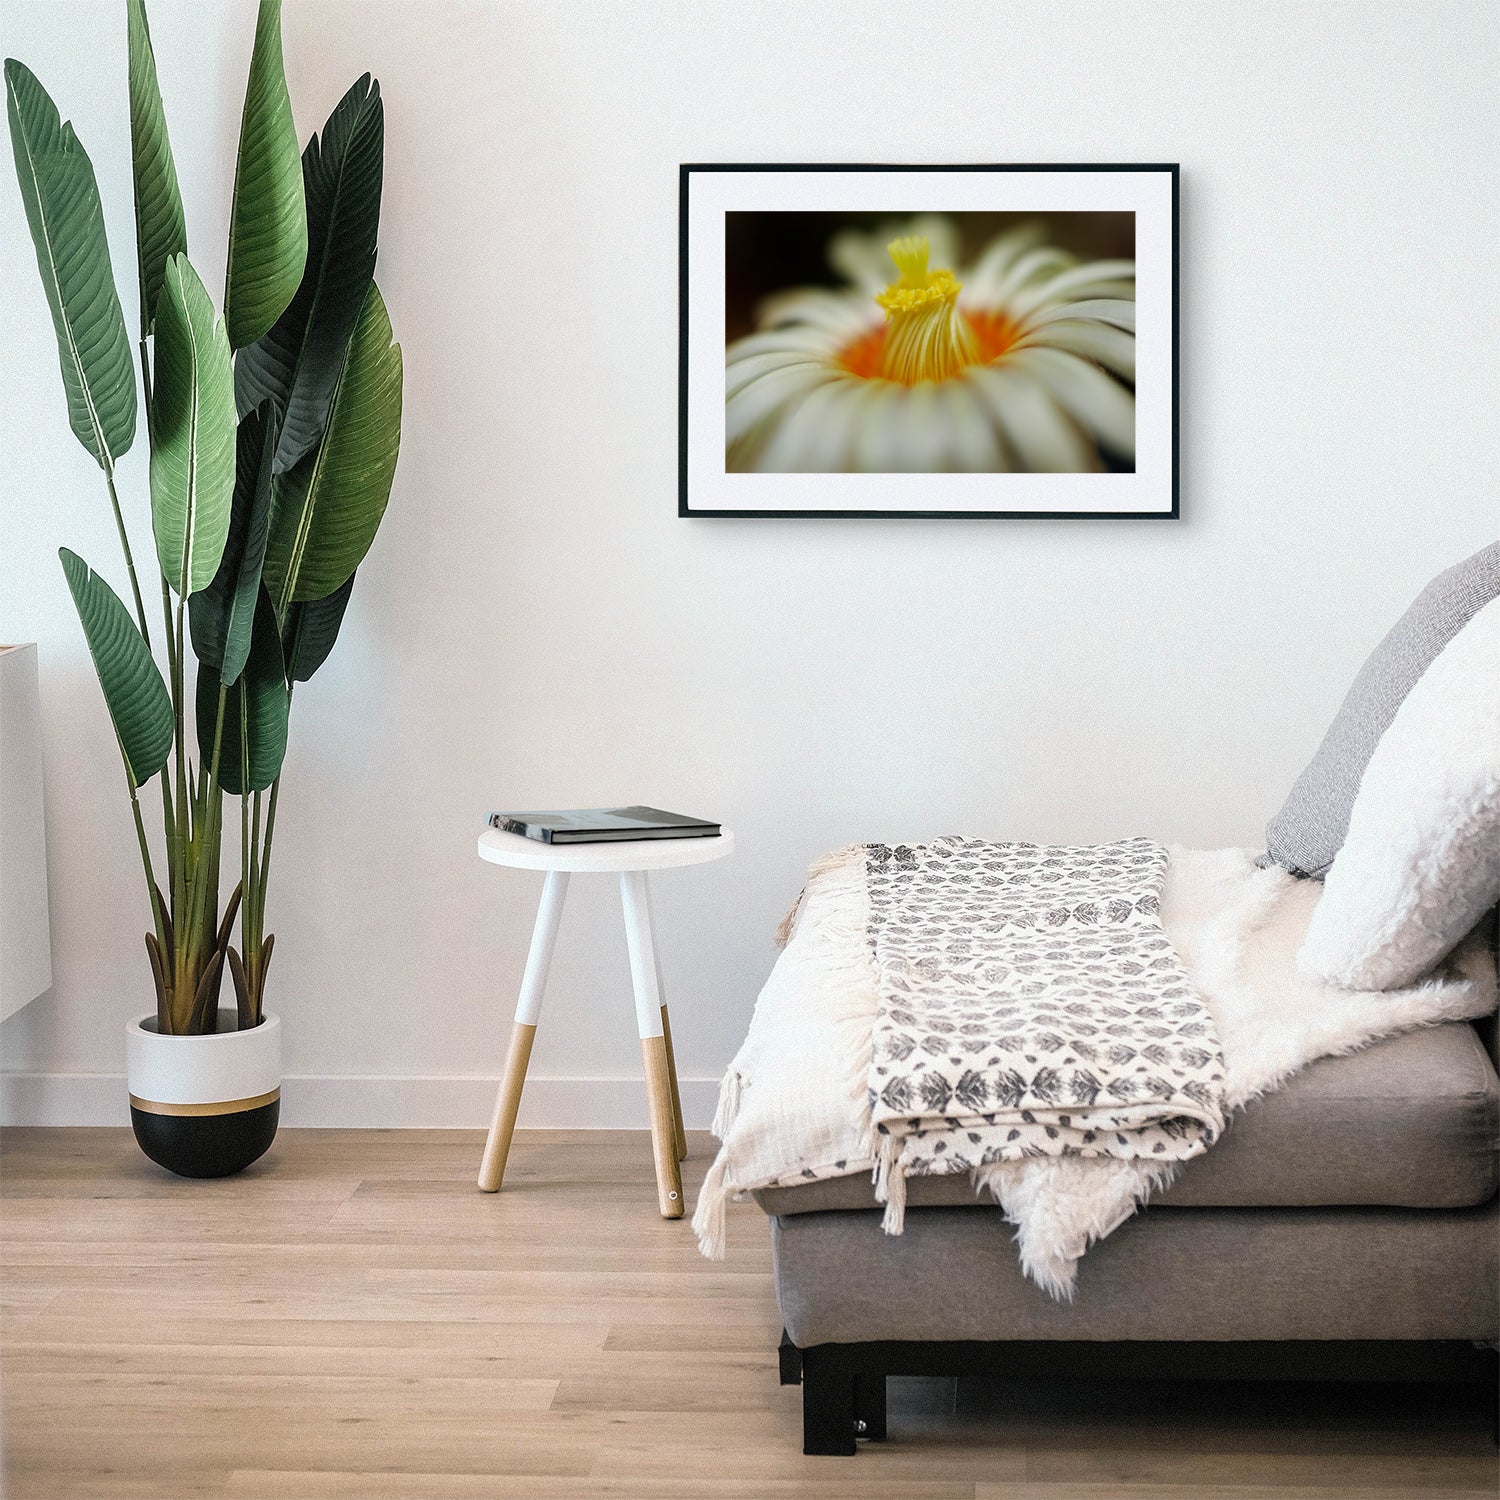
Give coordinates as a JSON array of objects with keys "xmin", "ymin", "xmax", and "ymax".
[{"xmin": 1, "ymin": 644, "xmax": 52, "ymax": 1021}]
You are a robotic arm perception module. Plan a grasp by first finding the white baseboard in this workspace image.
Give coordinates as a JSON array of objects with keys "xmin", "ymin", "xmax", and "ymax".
[{"xmin": 0, "ymin": 1072, "xmax": 722, "ymax": 1130}]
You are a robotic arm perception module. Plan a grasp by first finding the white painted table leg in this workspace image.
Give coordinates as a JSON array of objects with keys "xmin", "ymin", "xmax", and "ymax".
[
  {"xmin": 644, "ymin": 878, "xmax": 688, "ymax": 1161},
  {"xmin": 620, "ymin": 870, "xmax": 684, "ymax": 1218},
  {"xmin": 478, "ymin": 870, "xmax": 569, "ymax": 1192}
]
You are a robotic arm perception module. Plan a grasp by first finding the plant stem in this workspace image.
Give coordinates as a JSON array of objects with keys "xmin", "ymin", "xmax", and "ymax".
[
  {"xmin": 128, "ymin": 780, "xmax": 170, "ymax": 1031},
  {"xmin": 157, "ymin": 575, "xmax": 176, "ymax": 850},
  {"xmin": 239, "ymin": 678, "xmax": 257, "ymax": 963},
  {"xmin": 128, "ymin": 780, "xmax": 168, "ymax": 956},
  {"xmin": 170, "ymin": 591, "xmax": 190, "ymax": 1026},
  {"xmin": 250, "ymin": 786, "xmax": 266, "ymax": 1025},
  {"xmin": 257, "ymin": 776, "xmax": 280, "ymax": 917},
  {"xmin": 241, "ymin": 785, "xmax": 251, "ymax": 958},
  {"xmin": 251, "ymin": 678, "xmax": 293, "ymax": 1024},
  {"xmin": 102, "ymin": 468, "xmax": 151, "ymax": 651},
  {"xmin": 248, "ymin": 786, "xmax": 262, "ymax": 996},
  {"xmin": 182, "ymin": 686, "xmax": 230, "ymax": 1013}
]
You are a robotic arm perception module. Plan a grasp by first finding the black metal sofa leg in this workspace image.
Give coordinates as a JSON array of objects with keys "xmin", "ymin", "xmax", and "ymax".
[
  {"xmin": 800, "ymin": 1345, "xmax": 858, "ymax": 1455},
  {"xmin": 855, "ymin": 1371, "xmax": 888, "ymax": 1442}
]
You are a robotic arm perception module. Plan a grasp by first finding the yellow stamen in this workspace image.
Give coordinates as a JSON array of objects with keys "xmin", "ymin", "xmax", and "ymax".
[{"xmin": 874, "ymin": 235, "xmax": 978, "ymax": 384}]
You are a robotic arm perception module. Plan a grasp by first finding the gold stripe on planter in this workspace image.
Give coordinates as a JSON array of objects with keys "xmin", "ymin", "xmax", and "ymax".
[{"xmin": 129, "ymin": 1088, "xmax": 280, "ymax": 1118}]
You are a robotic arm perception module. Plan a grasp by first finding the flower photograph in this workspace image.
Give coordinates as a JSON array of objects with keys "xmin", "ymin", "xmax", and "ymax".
[
  {"xmin": 680, "ymin": 165, "xmax": 1178, "ymax": 518},
  {"xmin": 725, "ymin": 210, "xmax": 1136, "ymax": 475}
]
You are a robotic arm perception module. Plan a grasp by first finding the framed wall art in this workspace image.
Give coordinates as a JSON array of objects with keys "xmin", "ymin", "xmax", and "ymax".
[{"xmin": 679, "ymin": 163, "xmax": 1178, "ymax": 519}]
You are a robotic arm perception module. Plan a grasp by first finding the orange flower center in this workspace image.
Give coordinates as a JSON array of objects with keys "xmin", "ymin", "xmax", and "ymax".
[
  {"xmin": 836, "ymin": 307, "xmax": 1020, "ymax": 384},
  {"xmin": 837, "ymin": 324, "xmax": 887, "ymax": 380}
]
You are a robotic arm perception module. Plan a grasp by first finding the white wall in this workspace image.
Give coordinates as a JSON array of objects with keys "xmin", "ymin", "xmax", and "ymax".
[{"xmin": 2, "ymin": 0, "xmax": 1496, "ymax": 1126}]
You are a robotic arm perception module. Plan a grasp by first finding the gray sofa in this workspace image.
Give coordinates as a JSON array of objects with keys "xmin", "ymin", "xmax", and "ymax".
[{"xmin": 756, "ymin": 1012, "xmax": 1500, "ymax": 1453}]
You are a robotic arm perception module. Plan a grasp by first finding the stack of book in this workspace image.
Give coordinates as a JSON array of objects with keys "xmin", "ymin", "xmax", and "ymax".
[{"xmin": 487, "ymin": 806, "xmax": 720, "ymax": 846}]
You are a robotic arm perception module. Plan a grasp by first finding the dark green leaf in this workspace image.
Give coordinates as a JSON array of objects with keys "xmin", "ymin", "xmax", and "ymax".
[
  {"xmin": 189, "ymin": 404, "xmax": 276, "ymax": 683},
  {"xmin": 224, "ymin": 0, "xmax": 306, "ymax": 349},
  {"xmin": 59, "ymin": 548, "xmax": 172, "ymax": 787},
  {"xmin": 126, "ymin": 0, "xmax": 187, "ymax": 338},
  {"xmin": 6, "ymin": 59, "xmax": 136, "ymax": 470},
  {"xmin": 150, "ymin": 253, "xmax": 236, "ymax": 595},
  {"xmin": 263, "ymin": 282, "xmax": 401, "ymax": 609},
  {"xmin": 234, "ymin": 73, "xmax": 382, "ymax": 474},
  {"xmin": 197, "ymin": 586, "xmax": 288, "ymax": 795},
  {"xmin": 282, "ymin": 570, "xmax": 354, "ymax": 682}
]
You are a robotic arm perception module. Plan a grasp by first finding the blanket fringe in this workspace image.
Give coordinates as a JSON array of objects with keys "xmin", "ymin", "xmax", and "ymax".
[
  {"xmin": 710, "ymin": 1069, "xmax": 743, "ymax": 1140},
  {"xmin": 774, "ymin": 844, "xmax": 869, "ymax": 949},
  {"xmin": 692, "ymin": 1151, "xmax": 733, "ymax": 1261},
  {"xmin": 872, "ymin": 1133, "xmax": 908, "ymax": 1235}
]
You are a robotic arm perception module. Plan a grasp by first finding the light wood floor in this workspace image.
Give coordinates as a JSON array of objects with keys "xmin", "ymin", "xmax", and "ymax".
[{"xmin": 1, "ymin": 1128, "xmax": 1495, "ymax": 1500}]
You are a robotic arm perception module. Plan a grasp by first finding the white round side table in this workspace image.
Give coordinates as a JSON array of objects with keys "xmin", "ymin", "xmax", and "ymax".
[{"xmin": 474, "ymin": 826, "xmax": 735, "ymax": 1217}]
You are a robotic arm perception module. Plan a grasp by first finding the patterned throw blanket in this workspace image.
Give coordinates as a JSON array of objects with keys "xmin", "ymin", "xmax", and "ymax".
[
  {"xmin": 696, "ymin": 844, "xmax": 1495, "ymax": 1298},
  {"xmin": 862, "ymin": 838, "xmax": 1227, "ymax": 1228}
]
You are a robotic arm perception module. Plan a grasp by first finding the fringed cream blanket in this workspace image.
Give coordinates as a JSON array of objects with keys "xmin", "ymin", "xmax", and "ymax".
[
  {"xmin": 694, "ymin": 846, "xmax": 1498, "ymax": 1299},
  {"xmin": 861, "ymin": 838, "xmax": 1226, "ymax": 1231}
]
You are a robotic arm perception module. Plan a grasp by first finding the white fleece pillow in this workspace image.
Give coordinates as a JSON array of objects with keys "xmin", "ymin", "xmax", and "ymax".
[{"xmin": 1298, "ymin": 593, "xmax": 1500, "ymax": 991}]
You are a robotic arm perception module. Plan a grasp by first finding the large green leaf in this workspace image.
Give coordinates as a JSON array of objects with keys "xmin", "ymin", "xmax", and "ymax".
[
  {"xmin": 224, "ymin": 0, "xmax": 306, "ymax": 350},
  {"xmin": 189, "ymin": 404, "xmax": 276, "ymax": 684},
  {"xmin": 263, "ymin": 282, "xmax": 401, "ymax": 609},
  {"xmin": 196, "ymin": 587, "xmax": 288, "ymax": 795},
  {"xmin": 282, "ymin": 571, "xmax": 354, "ymax": 683},
  {"xmin": 126, "ymin": 0, "xmax": 186, "ymax": 339},
  {"xmin": 234, "ymin": 74, "xmax": 383, "ymax": 473},
  {"xmin": 5, "ymin": 59, "xmax": 136, "ymax": 471},
  {"xmin": 59, "ymin": 548, "xmax": 172, "ymax": 788},
  {"xmin": 150, "ymin": 253, "xmax": 236, "ymax": 596}
]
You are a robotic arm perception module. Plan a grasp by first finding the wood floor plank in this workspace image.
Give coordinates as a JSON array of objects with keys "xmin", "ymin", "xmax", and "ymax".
[
  {"xmin": 223, "ymin": 1474, "xmax": 977, "ymax": 1500},
  {"xmin": 976, "ymin": 1487, "xmax": 1500, "ymax": 1500},
  {"xmin": 2, "ymin": 1126, "xmax": 1493, "ymax": 1500}
]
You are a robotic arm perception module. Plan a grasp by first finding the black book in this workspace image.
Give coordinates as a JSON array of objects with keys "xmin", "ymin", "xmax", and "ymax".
[{"xmin": 487, "ymin": 806, "xmax": 721, "ymax": 845}]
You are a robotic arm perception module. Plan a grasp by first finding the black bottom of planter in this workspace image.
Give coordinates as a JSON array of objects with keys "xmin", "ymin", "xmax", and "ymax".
[{"xmin": 130, "ymin": 1099, "xmax": 279, "ymax": 1178}]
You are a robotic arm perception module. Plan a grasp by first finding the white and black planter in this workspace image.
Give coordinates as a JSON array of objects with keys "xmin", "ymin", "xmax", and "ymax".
[{"xmin": 126, "ymin": 1010, "xmax": 281, "ymax": 1178}]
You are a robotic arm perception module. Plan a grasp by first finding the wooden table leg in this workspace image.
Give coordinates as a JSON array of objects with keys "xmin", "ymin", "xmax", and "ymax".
[
  {"xmin": 640, "ymin": 1035, "xmax": 683, "ymax": 1218},
  {"xmin": 659, "ymin": 1004, "xmax": 688, "ymax": 1162},
  {"xmin": 644, "ymin": 872, "xmax": 688, "ymax": 1161},
  {"xmin": 620, "ymin": 870, "xmax": 684, "ymax": 1218},
  {"xmin": 478, "ymin": 870, "xmax": 569, "ymax": 1192}
]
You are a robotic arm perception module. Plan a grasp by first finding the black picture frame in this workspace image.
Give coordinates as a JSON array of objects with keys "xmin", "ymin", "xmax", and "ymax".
[{"xmin": 679, "ymin": 162, "xmax": 1179, "ymax": 520}]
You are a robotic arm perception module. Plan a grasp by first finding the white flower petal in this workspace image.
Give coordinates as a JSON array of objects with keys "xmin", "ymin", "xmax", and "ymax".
[
  {"xmin": 965, "ymin": 365, "xmax": 1096, "ymax": 473},
  {"xmin": 887, "ymin": 383, "xmax": 957, "ymax": 473},
  {"xmin": 810, "ymin": 380, "xmax": 884, "ymax": 471},
  {"xmin": 1008, "ymin": 346, "xmax": 1135, "ymax": 461},
  {"xmin": 726, "ymin": 350, "xmax": 828, "ymax": 400},
  {"xmin": 851, "ymin": 382, "xmax": 915, "ymax": 472},
  {"xmin": 1016, "ymin": 319, "xmax": 1136, "ymax": 382},
  {"xmin": 725, "ymin": 362, "xmax": 838, "ymax": 445},
  {"xmin": 1061, "ymin": 278, "xmax": 1135, "ymax": 303},
  {"xmin": 754, "ymin": 375, "xmax": 865, "ymax": 472},
  {"xmin": 962, "ymin": 221, "xmax": 1049, "ymax": 301},
  {"xmin": 828, "ymin": 229, "xmax": 900, "ymax": 294},
  {"xmin": 1021, "ymin": 298, "xmax": 1136, "ymax": 334},
  {"xmin": 1008, "ymin": 260, "xmax": 1136, "ymax": 318},
  {"xmin": 939, "ymin": 378, "xmax": 1008, "ymax": 472},
  {"xmin": 728, "ymin": 327, "xmax": 844, "ymax": 363},
  {"xmin": 757, "ymin": 287, "xmax": 876, "ymax": 337},
  {"xmin": 988, "ymin": 247, "xmax": 1076, "ymax": 307}
]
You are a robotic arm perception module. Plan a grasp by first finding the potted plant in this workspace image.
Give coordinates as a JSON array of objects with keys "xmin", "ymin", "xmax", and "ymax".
[{"xmin": 5, "ymin": 0, "xmax": 401, "ymax": 1176}]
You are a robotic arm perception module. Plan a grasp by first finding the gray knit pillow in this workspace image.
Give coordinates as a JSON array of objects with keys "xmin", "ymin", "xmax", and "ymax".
[{"xmin": 1263, "ymin": 541, "xmax": 1500, "ymax": 878}]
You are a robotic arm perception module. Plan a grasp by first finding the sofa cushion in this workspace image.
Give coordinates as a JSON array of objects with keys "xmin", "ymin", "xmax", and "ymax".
[
  {"xmin": 1262, "ymin": 541, "xmax": 1500, "ymax": 880},
  {"xmin": 1297, "ymin": 600, "xmax": 1500, "ymax": 991},
  {"xmin": 752, "ymin": 1020, "xmax": 1499, "ymax": 1216},
  {"xmin": 772, "ymin": 1201, "xmax": 1499, "ymax": 1345}
]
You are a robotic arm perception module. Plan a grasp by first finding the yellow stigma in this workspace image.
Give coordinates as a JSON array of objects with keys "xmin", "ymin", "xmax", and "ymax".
[{"xmin": 874, "ymin": 235, "xmax": 978, "ymax": 384}]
